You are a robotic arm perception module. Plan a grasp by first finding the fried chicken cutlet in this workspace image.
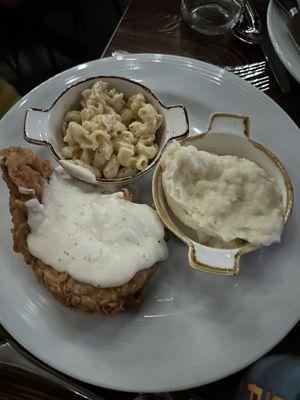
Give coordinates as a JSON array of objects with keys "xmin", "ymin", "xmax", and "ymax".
[{"xmin": 0, "ymin": 147, "xmax": 159, "ymax": 315}]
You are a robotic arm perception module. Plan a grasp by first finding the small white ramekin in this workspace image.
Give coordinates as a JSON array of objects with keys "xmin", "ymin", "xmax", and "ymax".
[
  {"xmin": 24, "ymin": 76, "xmax": 189, "ymax": 187},
  {"xmin": 153, "ymin": 112, "xmax": 293, "ymax": 275}
]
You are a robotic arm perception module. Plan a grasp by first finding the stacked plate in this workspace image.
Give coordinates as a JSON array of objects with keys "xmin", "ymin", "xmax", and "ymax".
[{"xmin": 268, "ymin": 0, "xmax": 300, "ymax": 83}]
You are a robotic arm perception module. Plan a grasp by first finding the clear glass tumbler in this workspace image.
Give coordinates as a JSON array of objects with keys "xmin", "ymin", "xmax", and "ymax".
[{"xmin": 181, "ymin": 0, "xmax": 243, "ymax": 35}]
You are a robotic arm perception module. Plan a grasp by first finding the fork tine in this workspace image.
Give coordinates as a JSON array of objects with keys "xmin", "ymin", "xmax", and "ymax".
[
  {"xmin": 256, "ymin": 84, "xmax": 269, "ymax": 92},
  {"xmin": 227, "ymin": 62, "xmax": 266, "ymax": 80},
  {"xmin": 234, "ymin": 66, "xmax": 266, "ymax": 79},
  {"xmin": 249, "ymin": 76, "xmax": 270, "ymax": 91},
  {"xmin": 226, "ymin": 62, "xmax": 266, "ymax": 75},
  {"xmin": 249, "ymin": 76, "xmax": 270, "ymax": 85},
  {"xmin": 225, "ymin": 62, "xmax": 270, "ymax": 91},
  {"xmin": 227, "ymin": 61, "xmax": 266, "ymax": 73}
]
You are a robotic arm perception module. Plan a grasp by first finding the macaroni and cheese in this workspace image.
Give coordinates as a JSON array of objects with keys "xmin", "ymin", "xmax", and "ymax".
[{"xmin": 61, "ymin": 81, "xmax": 163, "ymax": 179}]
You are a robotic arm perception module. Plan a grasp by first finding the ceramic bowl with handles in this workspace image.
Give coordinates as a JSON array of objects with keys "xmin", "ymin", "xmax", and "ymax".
[
  {"xmin": 152, "ymin": 112, "xmax": 293, "ymax": 276},
  {"xmin": 24, "ymin": 76, "xmax": 189, "ymax": 187}
]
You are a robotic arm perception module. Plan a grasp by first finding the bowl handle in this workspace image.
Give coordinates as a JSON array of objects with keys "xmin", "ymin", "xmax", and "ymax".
[
  {"xmin": 165, "ymin": 105, "xmax": 189, "ymax": 140},
  {"xmin": 206, "ymin": 113, "xmax": 250, "ymax": 138},
  {"xmin": 187, "ymin": 241, "xmax": 241, "ymax": 276},
  {"xmin": 24, "ymin": 108, "xmax": 50, "ymax": 145}
]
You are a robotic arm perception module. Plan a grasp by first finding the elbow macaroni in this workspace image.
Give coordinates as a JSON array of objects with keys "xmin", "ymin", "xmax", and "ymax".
[
  {"xmin": 132, "ymin": 154, "xmax": 148, "ymax": 171},
  {"xmin": 103, "ymin": 154, "xmax": 120, "ymax": 179},
  {"xmin": 117, "ymin": 146, "xmax": 135, "ymax": 167},
  {"xmin": 136, "ymin": 142, "xmax": 158, "ymax": 160},
  {"xmin": 61, "ymin": 80, "xmax": 163, "ymax": 178}
]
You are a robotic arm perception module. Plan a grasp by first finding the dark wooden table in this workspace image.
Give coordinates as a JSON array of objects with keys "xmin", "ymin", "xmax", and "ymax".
[
  {"xmin": 103, "ymin": 0, "xmax": 300, "ymax": 126},
  {"xmin": 1, "ymin": 0, "xmax": 299, "ymax": 398}
]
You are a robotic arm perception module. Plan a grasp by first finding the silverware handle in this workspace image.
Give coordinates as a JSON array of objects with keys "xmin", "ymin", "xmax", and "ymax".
[
  {"xmin": 243, "ymin": 0, "xmax": 290, "ymax": 94},
  {"xmin": 242, "ymin": 0, "xmax": 262, "ymax": 30},
  {"xmin": 273, "ymin": 0, "xmax": 299, "ymax": 15},
  {"xmin": 0, "ymin": 340, "xmax": 106, "ymax": 400}
]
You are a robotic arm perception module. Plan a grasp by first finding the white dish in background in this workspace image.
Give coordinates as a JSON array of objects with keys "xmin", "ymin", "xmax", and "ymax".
[
  {"xmin": 267, "ymin": 0, "xmax": 300, "ymax": 83},
  {"xmin": 0, "ymin": 54, "xmax": 300, "ymax": 392}
]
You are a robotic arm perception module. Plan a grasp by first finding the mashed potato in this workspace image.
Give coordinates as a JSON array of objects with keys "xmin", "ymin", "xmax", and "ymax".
[{"xmin": 160, "ymin": 142, "xmax": 283, "ymax": 248}]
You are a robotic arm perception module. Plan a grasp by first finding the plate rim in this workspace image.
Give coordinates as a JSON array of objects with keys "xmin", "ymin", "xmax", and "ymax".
[{"xmin": 1, "ymin": 316, "xmax": 299, "ymax": 393}]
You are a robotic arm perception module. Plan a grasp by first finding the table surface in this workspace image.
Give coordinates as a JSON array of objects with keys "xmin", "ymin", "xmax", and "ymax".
[{"xmin": 1, "ymin": 0, "xmax": 300, "ymax": 398}]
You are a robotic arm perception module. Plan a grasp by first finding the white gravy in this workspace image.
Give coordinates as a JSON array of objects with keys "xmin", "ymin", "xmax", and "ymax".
[
  {"xmin": 26, "ymin": 173, "xmax": 168, "ymax": 288},
  {"xmin": 59, "ymin": 160, "xmax": 97, "ymax": 184}
]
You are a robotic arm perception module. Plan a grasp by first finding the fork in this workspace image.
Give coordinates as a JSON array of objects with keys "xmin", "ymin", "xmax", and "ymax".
[
  {"xmin": 0, "ymin": 340, "xmax": 105, "ymax": 400},
  {"xmin": 225, "ymin": 61, "xmax": 270, "ymax": 91}
]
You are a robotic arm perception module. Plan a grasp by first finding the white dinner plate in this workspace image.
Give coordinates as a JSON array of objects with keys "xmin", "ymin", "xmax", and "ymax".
[
  {"xmin": 0, "ymin": 54, "xmax": 300, "ymax": 393},
  {"xmin": 267, "ymin": 0, "xmax": 300, "ymax": 83}
]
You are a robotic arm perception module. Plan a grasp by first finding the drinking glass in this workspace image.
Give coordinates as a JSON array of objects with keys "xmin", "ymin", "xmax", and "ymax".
[{"xmin": 181, "ymin": 0, "xmax": 244, "ymax": 35}]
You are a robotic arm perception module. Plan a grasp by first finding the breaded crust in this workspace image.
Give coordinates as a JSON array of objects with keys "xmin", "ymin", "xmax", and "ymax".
[{"xmin": 0, "ymin": 147, "xmax": 156, "ymax": 315}]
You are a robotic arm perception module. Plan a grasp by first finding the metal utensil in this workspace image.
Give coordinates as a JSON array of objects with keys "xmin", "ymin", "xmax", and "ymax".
[
  {"xmin": 274, "ymin": 0, "xmax": 300, "ymax": 49},
  {"xmin": 226, "ymin": 61, "xmax": 270, "ymax": 91},
  {"xmin": 273, "ymin": 0, "xmax": 299, "ymax": 14},
  {"xmin": 233, "ymin": 0, "xmax": 263, "ymax": 43},
  {"xmin": 226, "ymin": 60, "xmax": 266, "ymax": 78},
  {"xmin": 233, "ymin": 0, "xmax": 290, "ymax": 93},
  {"xmin": 0, "ymin": 339, "xmax": 106, "ymax": 400}
]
